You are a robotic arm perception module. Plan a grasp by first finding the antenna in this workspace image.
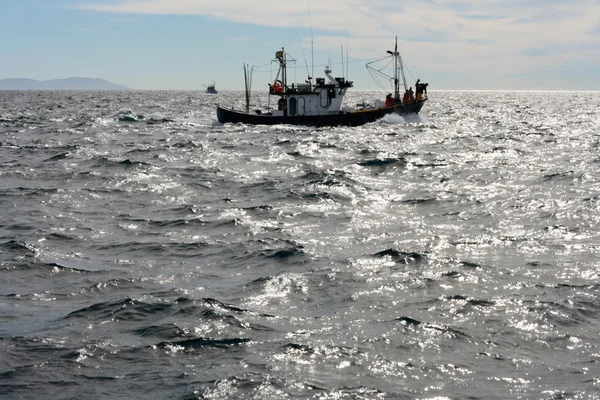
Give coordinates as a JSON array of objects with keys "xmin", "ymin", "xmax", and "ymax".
[
  {"xmin": 341, "ymin": 45, "xmax": 344, "ymax": 78},
  {"xmin": 307, "ymin": 5, "xmax": 314, "ymax": 87},
  {"xmin": 296, "ymin": 30, "xmax": 312, "ymax": 87},
  {"xmin": 345, "ymin": 23, "xmax": 349, "ymax": 79}
]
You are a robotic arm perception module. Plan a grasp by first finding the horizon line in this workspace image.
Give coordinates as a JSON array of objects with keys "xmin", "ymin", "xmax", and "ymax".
[{"xmin": 2, "ymin": 88, "xmax": 599, "ymax": 93}]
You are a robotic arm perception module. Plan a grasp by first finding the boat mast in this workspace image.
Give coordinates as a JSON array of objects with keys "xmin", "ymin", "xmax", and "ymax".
[
  {"xmin": 244, "ymin": 63, "xmax": 251, "ymax": 113},
  {"xmin": 387, "ymin": 37, "xmax": 398, "ymax": 99},
  {"xmin": 393, "ymin": 38, "xmax": 399, "ymax": 99},
  {"xmin": 281, "ymin": 47, "xmax": 287, "ymax": 92},
  {"xmin": 388, "ymin": 36, "xmax": 408, "ymax": 98}
]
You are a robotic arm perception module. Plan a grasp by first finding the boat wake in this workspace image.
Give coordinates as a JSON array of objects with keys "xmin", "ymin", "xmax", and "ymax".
[
  {"xmin": 379, "ymin": 113, "xmax": 407, "ymax": 124},
  {"xmin": 378, "ymin": 113, "xmax": 423, "ymax": 125}
]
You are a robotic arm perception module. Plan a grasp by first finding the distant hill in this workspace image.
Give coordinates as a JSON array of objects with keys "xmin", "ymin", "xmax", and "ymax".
[{"xmin": 0, "ymin": 77, "xmax": 131, "ymax": 90}]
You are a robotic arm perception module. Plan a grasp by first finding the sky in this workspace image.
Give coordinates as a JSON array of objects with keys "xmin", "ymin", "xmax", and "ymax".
[{"xmin": 1, "ymin": 0, "xmax": 599, "ymax": 91}]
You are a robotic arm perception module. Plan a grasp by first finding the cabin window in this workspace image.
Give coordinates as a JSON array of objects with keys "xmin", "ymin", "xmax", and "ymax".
[
  {"xmin": 298, "ymin": 97, "xmax": 305, "ymax": 116},
  {"xmin": 289, "ymin": 97, "xmax": 297, "ymax": 116},
  {"xmin": 320, "ymin": 89, "xmax": 330, "ymax": 108}
]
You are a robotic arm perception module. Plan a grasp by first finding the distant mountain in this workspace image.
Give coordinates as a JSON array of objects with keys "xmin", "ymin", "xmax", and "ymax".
[{"xmin": 0, "ymin": 77, "xmax": 130, "ymax": 90}]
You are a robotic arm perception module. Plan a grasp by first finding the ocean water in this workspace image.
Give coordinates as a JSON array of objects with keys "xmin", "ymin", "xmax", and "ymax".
[{"xmin": 1, "ymin": 90, "xmax": 599, "ymax": 399}]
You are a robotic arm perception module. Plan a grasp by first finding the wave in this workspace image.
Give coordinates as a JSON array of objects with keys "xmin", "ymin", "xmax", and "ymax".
[
  {"xmin": 262, "ymin": 246, "xmax": 305, "ymax": 260},
  {"xmin": 0, "ymin": 240, "xmax": 38, "ymax": 258},
  {"xmin": 302, "ymin": 169, "xmax": 356, "ymax": 187},
  {"xmin": 541, "ymin": 171, "xmax": 577, "ymax": 182},
  {"xmin": 113, "ymin": 108, "xmax": 174, "ymax": 124},
  {"xmin": 400, "ymin": 197, "xmax": 438, "ymax": 205},
  {"xmin": 156, "ymin": 337, "xmax": 250, "ymax": 350},
  {"xmin": 65, "ymin": 296, "xmax": 273, "ymax": 327},
  {"xmin": 282, "ymin": 342, "xmax": 358, "ymax": 357},
  {"xmin": 395, "ymin": 316, "xmax": 471, "ymax": 340},
  {"xmin": 372, "ymin": 249, "xmax": 426, "ymax": 264},
  {"xmin": 91, "ymin": 156, "xmax": 154, "ymax": 168},
  {"xmin": 130, "ymin": 324, "xmax": 186, "ymax": 339},
  {"xmin": 357, "ymin": 157, "xmax": 407, "ymax": 168},
  {"xmin": 444, "ymin": 294, "xmax": 495, "ymax": 307},
  {"xmin": 93, "ymin": 241, "xmax": 212, "ymax": 258}
]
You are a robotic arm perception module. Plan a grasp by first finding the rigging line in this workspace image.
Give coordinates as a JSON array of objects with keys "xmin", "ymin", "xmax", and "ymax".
[
  {"xmin": 403, "ymin": 63, "xmax": 417, "ymax": 85},
  {"xmin": 295, "ymin": 31, "xmax": 312, "ymax": 83},
  {"xmin": 368, "ymin": 58, "xmax": 394, "ymax": 74},
  {"xmin": 252, "ymin": 56, "xmax": 389, "ymax": 73},
  {"xmin": 366, "ymin": 54, "xmax": 396, "ymax": 64},
  {"xmin": 367, "ymin": 68, "xmax": 388, "ymax": 91}
]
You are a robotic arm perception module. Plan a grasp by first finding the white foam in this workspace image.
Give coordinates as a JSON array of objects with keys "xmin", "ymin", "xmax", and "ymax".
[{"xmin": 379, "ymin": 113, "xmax": 406, "ymax": 124}]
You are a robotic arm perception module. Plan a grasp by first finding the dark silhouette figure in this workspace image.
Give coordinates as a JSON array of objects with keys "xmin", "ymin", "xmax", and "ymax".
[{"xmin": 416, "ymin": 79, "xmax": 428, "ymax": 96}]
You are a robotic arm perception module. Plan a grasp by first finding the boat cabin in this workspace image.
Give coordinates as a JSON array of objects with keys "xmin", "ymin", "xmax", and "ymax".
[{"xmin": 267, "ymin": 51, "xmax": 353, "ymax": 117}]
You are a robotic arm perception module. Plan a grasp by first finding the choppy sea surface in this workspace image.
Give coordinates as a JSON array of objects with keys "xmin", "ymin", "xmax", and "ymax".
[{"xmin": 1, "ymin": 90, "xmax": 599, "ymax": 399}]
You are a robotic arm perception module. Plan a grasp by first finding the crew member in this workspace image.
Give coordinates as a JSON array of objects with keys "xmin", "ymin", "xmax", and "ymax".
[
  {"xmin": 403, "ymin": 90, "xmax": 410, "ymax": 104},
  {"xmin": 273, "ymin": 82, "xmax": 283, "ymax": 94},
  {"xmin": 385, "ymin": 93, "xmax": 393, "ymax": 107},
  {"xmin": 415, "ymin": 79, "xmax": 428, "ymax": 101}
]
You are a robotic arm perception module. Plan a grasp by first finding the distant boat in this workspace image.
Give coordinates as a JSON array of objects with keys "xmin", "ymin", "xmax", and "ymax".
[
  {"xmin": 204, "ymin": 82, "xmax": 218, "ymax": 94},
  {"xmin": 216, "ymin": 37, "xmax": 428, "ymax": 127}
]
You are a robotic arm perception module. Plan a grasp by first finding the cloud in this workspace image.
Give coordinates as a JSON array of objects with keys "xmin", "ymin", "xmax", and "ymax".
[
  {"xmin": 75, "ymin": 0, "xmax": 600, "ymax": 88},
  {"xmin": 75, "ymin": 1, "xmax": 599, "ymax": 47}
]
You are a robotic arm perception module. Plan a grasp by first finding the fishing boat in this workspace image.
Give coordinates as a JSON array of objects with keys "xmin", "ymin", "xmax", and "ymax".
[
  {"xmin": 216, "ymin": 37, "xmax": 427, "ymax": 127},
  {"xmin": 204, "ymin": 82, "xmax": 218, "ymax": 94}
]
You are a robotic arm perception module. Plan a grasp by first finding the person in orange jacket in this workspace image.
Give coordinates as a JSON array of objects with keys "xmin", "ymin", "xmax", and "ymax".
[
  {"xmin": 385, "ymin": 93, "xmax": 393, "ymax": 107},
  {"xmin": 403, "ymin": 90, "xmax": 410, "ymax": 104}
]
